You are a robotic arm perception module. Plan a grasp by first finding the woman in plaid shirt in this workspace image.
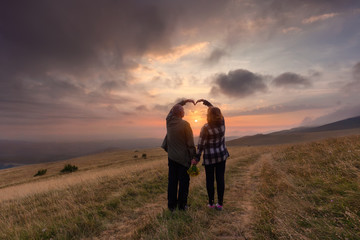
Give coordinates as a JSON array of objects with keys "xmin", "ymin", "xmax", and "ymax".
[{"xmin": 192, "ymin": 99, "xmax": 229, "ymax": 211}]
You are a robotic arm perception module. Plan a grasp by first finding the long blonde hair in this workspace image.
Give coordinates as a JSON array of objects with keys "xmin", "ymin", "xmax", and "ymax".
[{"xmin": 207, "ymin": 107, "xmax": 223, "ymax": 126}]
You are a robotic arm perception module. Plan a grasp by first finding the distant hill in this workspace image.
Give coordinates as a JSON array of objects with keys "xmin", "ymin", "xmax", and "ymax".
[
  {"xmin": 301, "ymin": 116, "xmax": 360, "ymax": 132},
  {"xmin": 0, "ymin": 138, "xmax": 163, "ymax": 169},
  {"xmin": 227, "ymin": 116, "xmax": 360, "ymax": 147}
]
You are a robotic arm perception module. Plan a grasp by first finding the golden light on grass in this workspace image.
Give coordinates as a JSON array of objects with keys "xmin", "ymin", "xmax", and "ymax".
[{"xmin": 1, "ymin": 135, "xmax": 360, "ymax": 239}]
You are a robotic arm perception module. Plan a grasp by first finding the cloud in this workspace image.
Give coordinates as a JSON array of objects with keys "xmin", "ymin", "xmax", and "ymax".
[
  {"xmin": 302, "ymin": 104, "xmax": 360, "ymax": 126},
  {"xmin": 343, "ymin": 62, "xmax": 360, "ymax": 90},
  {"xmin": 353, "ymin": 62, "xmax": 360, "ymax": 80},
  {"xmin": 0, "ymin": 1, "xmax": 179, "ymax": 123},
  {"xmin": 210, "ymin": 69, "xmax": 268, "ymax": 98},
  {"xmin": 0, "ymin": 0, "xmax": 232, "ymax": 132},
  {"xmin": 100, "ymin": 81, "xmax": 127, "ymax": 93},
  {"xmin": 136, "ymin": 105, "xmax": 149, "ymax": 111},
  {"xmin": 302, "ymin": 12, "xmax": 340, "ymax": 24},
  {"xmin": 226, "ymin": 104, "xmax": 326, "ymax": 117},
  {"xmin": 272, "ymin": 72, "xmax": 312, "ymax": 89},
  {"xmin": 1, "ymin": 0, "xmax": 359, "ymax": 140},
  {"xmin": 282, "ymin": 27, "xmax": 302, "ymax": 34},
  {"xmin": 151, "ymin": 75, "xmax": 183, "ymax": 88},
  {"xmin": 147, "ymin": 42, "xmax": 209, "ymax": 63},
  {"xmin": 204, "ymin": 48, "xmax": 227, "ymax": 65}
]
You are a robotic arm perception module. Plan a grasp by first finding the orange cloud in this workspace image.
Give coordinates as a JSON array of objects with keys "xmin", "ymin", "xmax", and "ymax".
[{"xmin": 146, "ymin": 42, "xmax": 209, "ymax": 63}]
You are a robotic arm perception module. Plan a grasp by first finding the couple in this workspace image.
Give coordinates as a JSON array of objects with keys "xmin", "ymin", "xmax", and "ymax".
[{"xmin": 161, "ymin": 99, "xmax": 229, "ymax": 212}]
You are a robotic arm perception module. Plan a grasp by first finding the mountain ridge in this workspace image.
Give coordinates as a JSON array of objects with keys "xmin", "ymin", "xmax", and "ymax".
[{"xmin": 227, "ymin": 115, "xmax": 360, "ymax": 147}]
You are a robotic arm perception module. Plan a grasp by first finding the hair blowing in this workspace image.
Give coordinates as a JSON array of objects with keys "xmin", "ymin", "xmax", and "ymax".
[{"xmin": 207, "ymin": 107, "xmax": 223, "ymax": 126}]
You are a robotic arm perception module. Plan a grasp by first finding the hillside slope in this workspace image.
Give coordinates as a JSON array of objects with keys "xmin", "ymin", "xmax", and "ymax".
[
  {"xmin": 1, "ymin": 135, "xmax": 360, "ymax": 239},
  {"xmin": 227, "ymin": 116, "xmax": 360, "ymax": 147}
]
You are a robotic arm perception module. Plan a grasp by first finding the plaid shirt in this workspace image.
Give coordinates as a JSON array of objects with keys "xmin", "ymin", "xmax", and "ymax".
[{"xmin": 194, "ymin": 119, "xmax": 229, "ymax": 165}]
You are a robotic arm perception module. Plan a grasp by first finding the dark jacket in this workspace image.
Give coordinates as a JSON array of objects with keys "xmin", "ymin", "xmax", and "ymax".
[{"xmin": 161, "ymin": 107, "xmax": 195, "ymax": 168}]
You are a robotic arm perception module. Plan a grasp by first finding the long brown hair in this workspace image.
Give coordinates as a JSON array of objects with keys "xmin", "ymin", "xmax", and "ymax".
[{"xmin": 207, "ymin": 107, "xmax": 223, "ymax": 126}]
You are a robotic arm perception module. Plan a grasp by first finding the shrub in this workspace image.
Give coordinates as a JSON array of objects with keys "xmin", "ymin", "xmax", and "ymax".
[
  {"xmin": 142, "ymin": 153, "xmax": 147, "ymax": 159},
  {"xmin": 133, "ymin": 155, "xmax": 138, "ymax": 158},
  {"xmin": 61, "ymin": 164, "xmax": 78, "ymax": 173},
  {"xmin": 34, "ymin": 169, "xmax": 47, "ymax": 177}
]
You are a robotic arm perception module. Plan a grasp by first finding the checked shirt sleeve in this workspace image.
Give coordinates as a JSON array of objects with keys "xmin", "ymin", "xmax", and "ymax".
[{"xmin": 194, "ymin": 125, "xmax": 208, "ymax": 162}]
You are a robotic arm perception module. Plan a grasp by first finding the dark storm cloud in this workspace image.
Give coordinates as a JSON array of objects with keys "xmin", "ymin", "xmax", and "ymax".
[
  {"xmin": 272, "ymin": 72, "xmax": 312, "ymax": 89},
  {"xmin": 210, "ymin": 69, "xmax": 268, "ymax": 98},
  {"xmin": 0, "ymin": 0, "xmax": 231, "ymax": 124}
]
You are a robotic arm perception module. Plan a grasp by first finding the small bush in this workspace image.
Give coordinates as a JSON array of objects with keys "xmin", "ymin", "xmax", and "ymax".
[
  {"xmin": 133, "ymin": 155, "xmax": 138, "ymax": 158},
  {"xmin": 61, "ymin": 164, "xmax": 78, "ymax": 173},
  {"xmin": 34, "ymin": 169, "xmax": 47, "ymax": 177},
  {"xmin": 142, "ymin": 153, "xmax": 147, "ymax": 159}
]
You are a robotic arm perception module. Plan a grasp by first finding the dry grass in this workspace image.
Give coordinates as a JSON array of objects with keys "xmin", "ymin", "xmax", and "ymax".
[
  {"xmin": 134, "ymin": 146, "xmax": 269, "ymax": 240},
  {"xmin": 1, "ymin": 135, "xmax": 360, "ymax": 239},
  {"xmin": 0, "ymin": 148, "xmax": 169, "ymax": 239},
  {"xmin": 252, "ymin": 135, "xmax": 360, "ymax": 239}
]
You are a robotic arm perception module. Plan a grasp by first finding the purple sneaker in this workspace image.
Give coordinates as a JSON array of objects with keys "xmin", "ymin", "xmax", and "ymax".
[
  {"xmin": 207, "ymin": 204, "xmax": 215, "ymax": 209},
  {"xmin": 215, "ymin": 203, "xmax": 223, "ymax": 211}
]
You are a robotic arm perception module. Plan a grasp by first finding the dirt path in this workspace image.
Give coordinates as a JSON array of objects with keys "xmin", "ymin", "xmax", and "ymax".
[
  {"xmin": 89, "ymin": 152, "xmax": 273, "ymax": 239},
  {"xmin": 224, "ymin": 153, "xmax": 272, "ymax": 240}
]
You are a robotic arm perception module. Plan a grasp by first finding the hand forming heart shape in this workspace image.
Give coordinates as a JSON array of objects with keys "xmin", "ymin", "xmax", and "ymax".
[{"xmin": 182, "ymin": 99, "xmax": 213, "ymax": 107}]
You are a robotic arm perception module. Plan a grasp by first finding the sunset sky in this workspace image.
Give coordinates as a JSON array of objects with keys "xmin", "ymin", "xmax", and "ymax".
[{"xmin": 1, "ymin": 0, "xmax": 360, "ymax": 141}]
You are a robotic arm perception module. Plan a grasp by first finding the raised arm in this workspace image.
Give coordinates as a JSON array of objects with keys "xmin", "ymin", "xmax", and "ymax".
[
  {"xmin": 195, "ymin": 99, "xmax": 213, "ymax": 107},
  {"xmin": 166, "ymin": 99, "xmax": 195, "ymax": 119},
  {"xmin": 178, "ymin": 99, "xmax": 195, "ymax": 106}
]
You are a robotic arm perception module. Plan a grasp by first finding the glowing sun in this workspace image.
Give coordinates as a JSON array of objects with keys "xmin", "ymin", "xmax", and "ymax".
[{"xmin": 194, "ymin": 119, "xmax": 198, "ymax": 122}]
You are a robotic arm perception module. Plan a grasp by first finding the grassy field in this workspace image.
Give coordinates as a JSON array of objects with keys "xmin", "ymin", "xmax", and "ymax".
[{"xmin": 0, "ymin": 135, "xmax": 360, "ymax": 239}]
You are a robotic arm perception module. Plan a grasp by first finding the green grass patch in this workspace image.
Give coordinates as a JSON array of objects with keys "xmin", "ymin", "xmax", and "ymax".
[
  {"xmin": 60, "ymin": 164, "xmax": 78, "ymax": 173},
  {"xmin": 34, "ymin": 169, "xmax": 47, "ymax": 177}
]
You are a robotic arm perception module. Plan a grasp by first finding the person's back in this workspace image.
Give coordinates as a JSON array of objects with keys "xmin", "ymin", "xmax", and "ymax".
[
  {"xmin": 161, "ymin": 100, "xmax": 195, "ymax": 211},
  {"xmin": 199, "ymin": 119, "xmax": 228, "ymax": 165},
  {"xmin": 192, "ymin": 101, "xmax": 229, "ymax": 211},
  {"xmin": 166, "ymin": 114, "xmax": 194, "ymax": 168}
]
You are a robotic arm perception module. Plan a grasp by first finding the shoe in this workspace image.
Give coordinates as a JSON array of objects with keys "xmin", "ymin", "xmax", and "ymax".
[
  {"xmin": 215, "ymin": 203, "xmax": 223, "ymax": 211},
  {"xmin": 207, "ymin": 204, "xmax": 215, "ymax": 209}
]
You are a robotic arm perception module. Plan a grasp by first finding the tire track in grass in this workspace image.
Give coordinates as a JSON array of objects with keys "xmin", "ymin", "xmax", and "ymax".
[
  {"xmin": 225, "ymin": 153, "xmax": 272, "ymax": 239},
  {"xmin": 207, "ymin": 152, "xmax": 262, "ymax": 240}
]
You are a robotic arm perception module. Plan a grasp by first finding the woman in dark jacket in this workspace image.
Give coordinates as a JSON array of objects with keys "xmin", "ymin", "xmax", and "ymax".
[{"xmin": 192, "ymin": 99, "xmax": 229, "ymax": 210}]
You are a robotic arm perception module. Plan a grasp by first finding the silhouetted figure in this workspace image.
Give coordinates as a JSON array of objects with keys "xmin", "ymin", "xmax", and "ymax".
[
  {"xmin": 192, "ymin": 99, "xmax": 229, "ymax": 211},
  {"xmin": 161, "ymin": 99, "xmax": 196, "ymax": 211}
]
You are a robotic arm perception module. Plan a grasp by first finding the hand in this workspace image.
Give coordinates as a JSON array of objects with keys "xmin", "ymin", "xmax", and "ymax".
[
  {"xmin": 196, "ymin": 99, "xmax": 212, "ymax": 107},
  {"xmin": 191, "ymin": 159, "xmax": 198, "ymax": 165},
  {"xmin": 179, "ymin": 99, "xmax": 195, "ymax": 106}
]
